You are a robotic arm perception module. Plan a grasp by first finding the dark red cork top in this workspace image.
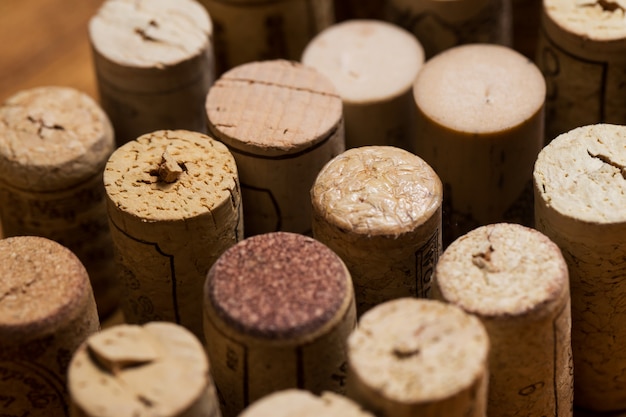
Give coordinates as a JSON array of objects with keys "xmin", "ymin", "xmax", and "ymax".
[{"xmin": 206, "ymin": 232, "xmax": 349, "ymax": 340}]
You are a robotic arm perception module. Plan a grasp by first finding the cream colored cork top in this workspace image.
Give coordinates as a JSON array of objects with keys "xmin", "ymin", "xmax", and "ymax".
[
  {"xmin": 413, "ymin": 44, "xmax": 545, "ymax": 134},
  {"xmin": 312, "ymin": 146, "xmax": 442, "ymax": 236},
  {"xmin": 89, "ymin": 0, "xmax": 211, "ymax": 68},
  {"xmin": 534, "ymin": 124, "xmax": 626, "ymax": 224},
  {"xmin": 0, "ymin": 236, "xmax": 92, "ymax": 340},
  {"xmin": 206, "ymin": 60, "xmax": 343, "ymax": 156},
  {"xmin": 301, "ymin": 20, "xmax": 424, "ymax": 103},
  {"xmin": 0, "ymin": 86, "xmax": 114, "ymax": 191},
  {"xmin": 104, "ymin": 129, "xmax": 238, "ymax": 221},
  {"xmin": 348, "ymin": 298, "xmax": 489, "ymax": 403},
  {"xmin": 434, "ymin": 223, "xmax": 568, "ymax": 318},
  {"xmin": 69, "ymin": 322, "xmax": 209, "ymax": 417},
  {"xmin": 544, "ymin": 0, "xmax": 626, "ymax": 42}
]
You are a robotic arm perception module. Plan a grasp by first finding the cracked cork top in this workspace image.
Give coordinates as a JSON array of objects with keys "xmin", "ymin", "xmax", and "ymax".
[
  {"xmin": 205, "ymin": 232, "xmax": 350, "ymax": 340},
  {"xmin": 0, "ymin": 86, "xmax": 114, "ymax": 191}
]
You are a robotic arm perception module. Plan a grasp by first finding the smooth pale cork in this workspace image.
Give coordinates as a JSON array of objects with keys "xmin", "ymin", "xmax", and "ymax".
[
  {"xmin": 347, "ymin": 298, "xmax": 489, "ymax": 417},
  {"xmin": 0, "ymin": 236, "xmax": 99, "ymax": 417},
  {"xmin": 0, "ymin": 86, "xmax": 118, "ymax": 319},
  {"xmin": 206, "ymin": 60, "xmax": 344, "ymax": 236},
  {"xmin": 89, "ymin": 0, "xmax": 214, "ymax": 145},
  {"xmin": 413, "ymin": 43, "xmax": 545, "ymax": 245},
  {"xmin": 311, "ymin": 146, "xmax": 442, "ymax": 316},
  {"xmin": 104, "ymin": 129, "xmax": 242, "ymax": 340},
  {"xmin": 238, "ymin": 390, "xmax": 375, "ymax": 417},
  {"xmin": 301, "ymin": 20, "xmax": 424, "ymax": 150},
  {"xmin": 68, "ymin": 322, "xmax": 221, "ymax": 417},
  {"xmin": 433, "ymin": 223, "xmax": 573, "ymax": 416},
  {"xmin": 534, "ymin": 124, "xmax": 626, "ymax": 412},
  {"xmin": 203, "ymin": 232, "xmax": 356, "ymax": 417}
]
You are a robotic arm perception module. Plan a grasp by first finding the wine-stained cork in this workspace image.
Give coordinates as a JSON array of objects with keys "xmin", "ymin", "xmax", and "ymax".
[
  {"xmin": 68, "ymin": 322, "xmax": 221, "ymax": 417},
  {"xmin": 0, "ymin": 236, "xmax": 100, "ymax": 417},
  {"xmin": 387, "ymin": 0, "xmax": 512, "ymax": 58},
  {"xmin": 301, "ymin": 20, "xmax": 424, "ymax": 150},
  {"xmin": 347, "ymin": 298, "xmax": 489, "ymax": 417},
  {"xmin": 0, "ymin": 86, "xmax": 118, "ymax": 318},
  {"xmin": 413, "ymin": 43, "xmax": 545, "ymax": 246},
  {"xmin": 89, "ymin": 0, "xmax": 214, "ymax": 145},
  {"xmin": 536, "ymin": 0, "xmax": 626, "ymax": 143},
  {"xmin": 205, "ymin": 60, "xmax": 344, "ymax": 236},
  {"xmin": 433, "ymin": 223, "xmax": 573, "ymax": 416},
  {"xmin": 534, "ymin": 124, "xmax": 626, "ymax": 412},
  {"xmin": 104, "ymin": 129, "xmax": 242, "ymax": 339},
  {"xmin": 311, "ymin": 146, "xmax": 442, "ymax": 316},
  {"xmin": 203, "ymin": 232, "xmax": 356, "ymax": 417}
]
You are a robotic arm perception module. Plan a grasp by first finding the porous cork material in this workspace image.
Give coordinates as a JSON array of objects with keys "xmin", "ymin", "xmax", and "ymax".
[
  {"xmin": 534, "ymin": 124, "xmax": 626, "ymax": 412},
  {"xmin": 347, "ymin": 298, "xmax": 489, "ymax": 417},
  {"xmin": 433, "ymin": 223, "xmax": 572, "ymax": 416}
]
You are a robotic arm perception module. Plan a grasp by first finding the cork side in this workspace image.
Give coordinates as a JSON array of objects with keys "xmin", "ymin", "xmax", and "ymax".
[
  {"xmin": 434, "ymin": 223, "xmax": 568, "ymax": 318},
  {"xmin": 0, "ymin": 86, "xmax": 115, "ymax": 191},
  {"xmin": 205, "ymin": 60, "xmax": 343, "ymax": 156},
  {"xmin": 301, "ymin": 20, "xmax": 425, "ymax": 104},
  {"xmin": 206, "ymin": 232, "xmax": 349, "ymax": 340},
  {"xmin": 413, "ymin": 44, "xmax": 546, "ymax": 134},
  {"xmin": 311, "ymin": 146, "xmax": 442, "ymax": 236},
  {"xmin": 104, "ymin": 129, "xmax": 238, "ymax": 222}
]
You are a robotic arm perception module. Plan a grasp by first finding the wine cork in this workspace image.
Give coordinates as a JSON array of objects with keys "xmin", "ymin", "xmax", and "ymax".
[
  {"xmin": 89, "ymin": 0, "xmax": 215, "ymax": 145},
  {"xmin": 301, "ymin": 20, "xmax": 425, "ymax": 150},
  {"xmin": 68, "ymin": 322, "xmax": 221, "ymax": 417},
  {"xmin": 197, "ymin": 0, "xmax": 334, "ymax": 74},
  {"xmin": 203, "ymin": 232, "xmax": 356, "ymax": 417},
  {"xmin": 347, "ymin": 298, "xmax": 489, "ymax": 417},
  {"xmin": 104, "ymin": 129, "xmax": 242, "ymax": 339},
  {"xmin": 386, "ymin": 0, "xmax": 513, "ymax": 58},
  {"xmin": 0, "ymin": 236, "xmax": 100, "ymax": 417},
  {"xmin": 205, "ymin": 60, "xmax": 344, "ymax": 236},
  {"xmin": 238, "ymin": 390, "xmax": 375, "ymax": 417},
  {"xmin": 432, "ymin": 223, "xmax": 573, "ymax": 416},
  {"xmin": 311, "ymin": 146, "xmax": 442, "ymax": 316},
  {"xmin": 0, "ymin": 86, "xmax": 118, "ymax": 318},
  {"xmin": 413, "ymin": 43, "xmax": 546, "ymax": 246},
  {"xmin": 534, "ymin": 123, "xmax": 626, "ymax": 412},
  {"xmin": 535, "ymin": 0, "xmax": 626, "ymax": 143}
]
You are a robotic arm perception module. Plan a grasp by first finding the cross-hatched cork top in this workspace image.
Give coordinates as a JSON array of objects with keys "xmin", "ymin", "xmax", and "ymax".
[
  {"xmin": 534, "ymin": 124, "xmax": 626, "ymax": 224},
  {"xmin": 89, "ymin": 0, "xmax": 211, "ymax": 68},
  {"xmin": 0, "ymin": 236, "xmax": 92, "ymax": 340},
  {"xmin": 0, "ymin": 86, "xmax": 114, "ymax": 191},
  {"xmin": 206, "ymin": 60, "xmax": 343, "ymax": 156},
  {"xmin": 69, "ymin": 322, "xmax": 209, "ymax": 417},
  {"xmin": 348, "ymin": 298, "xmax": 489, "ymax": 403},
  {"xmin": 435, "ymin": 223, "xmax": 568, "ymax": 318},
  {"xmin": 545, "ymin": 0, "xmax": 626, "ymax": 42},
  {"xmin": 312, "ymin": 146, "xmax": 442, "ymax": 236},
  {"xmin": 104, "ymin": 129, "xmax": 238, "ymax": 221},
  {"xmin": 206, "ymin": 232, "xmax": 349, "ymax": 340}
]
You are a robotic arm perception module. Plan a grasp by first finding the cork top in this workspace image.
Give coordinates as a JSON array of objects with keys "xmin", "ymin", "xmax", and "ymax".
[
  {"xmin": 301, "ymin": 20, "xmax": 424, "ymax": 104},
  {"xmin": 413, "ymin": 44, "xmax": 546, "ymax": 134},
  {"xmin": 206, "ymin": 232, "xmax": 350, "ymax": 340},
  {"xmin": 434, "ymin": 223, "xmax": 568, "ymax": 318},
  {"xmin": 89, "ymin": 0, "xmax": 211, "ymax": 69},
  {"xmin": 0, "ymin": 236, "xmax": 92, "ymax": 340},
  {"xmin": 239, "ymin": 390, "xmax": 375, "ymax": 417},
  {"xmin": 205, "ymin": 60, "xmax": 343, "ymax": 156},
  {"xmin": 0, "ymin": 86, "xmax": 114, "ymax": 191},
  {"xmin": 104, "ymin": 129, "xmax": 238, "ymax": 221},
  {"xmin": 68, "ymin": 322, "xmax": 209, "ymax": 417},
  {"xmin": 348, "ymin": 298, "xmax": 489, "ymax": 404},
  {"xmin": 534, "ymin": 124, "xmax": 626, "ymax": 224},
  {"xmin": 311, "ymin": 146, "xmax": 442, "ymax": 236}
]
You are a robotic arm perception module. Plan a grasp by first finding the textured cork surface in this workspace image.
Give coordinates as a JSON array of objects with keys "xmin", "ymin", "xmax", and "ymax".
[
  {"xmin": 544, "ymin": 0, "xmax": 626, "ymax": 42},
  {"xmin": 206, "ymin": 60, "xmax": 343, "ymax": 156},
  {"xmin": 206, "ymin": 232, "xmax": 349, "ymax": 339},
  {"xmin": 0, "ymin": 86, "xmax": 114, "ymax": 191}
]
